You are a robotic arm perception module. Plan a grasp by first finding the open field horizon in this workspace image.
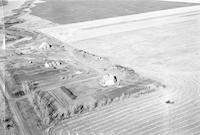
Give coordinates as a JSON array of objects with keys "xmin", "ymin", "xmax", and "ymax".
[{"xmin": 30, "ymin": 0, "xmax": 198, "ymax": 24}]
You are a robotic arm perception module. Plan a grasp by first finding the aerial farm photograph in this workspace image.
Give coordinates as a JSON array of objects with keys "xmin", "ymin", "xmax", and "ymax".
[{"xmin": 0, "ymin": 0, "xmax": 200, "ymax": 135}]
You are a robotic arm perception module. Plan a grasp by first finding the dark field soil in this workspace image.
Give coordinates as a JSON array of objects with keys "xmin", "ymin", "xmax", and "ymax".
[{"xmin": 30, "ymin": 0, "xmax": 198, "ymax": 24}]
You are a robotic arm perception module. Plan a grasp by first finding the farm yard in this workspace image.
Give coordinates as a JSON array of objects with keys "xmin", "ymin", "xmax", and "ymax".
[
  {"xmin": 0, "ymin": 1, "xmax": 166, "ymax": 135},
  {"xmin": 4, "ymin": 31, "xmax": 164, "ymax": 134},
  {"xmin": 50, "ymin": 73, "xmax": 200, "ymax": 135}
]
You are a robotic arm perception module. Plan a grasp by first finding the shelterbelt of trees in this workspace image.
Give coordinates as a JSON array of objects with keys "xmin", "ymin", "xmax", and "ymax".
[{"xmin": 0, "ymin": 0, "xmax": 8, "ymax": 7}]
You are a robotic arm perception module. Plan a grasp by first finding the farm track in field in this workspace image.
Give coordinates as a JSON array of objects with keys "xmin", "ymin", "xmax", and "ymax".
[{"xmin": 49, "ymin": 71, "xmax": 200, "ymax": 135}]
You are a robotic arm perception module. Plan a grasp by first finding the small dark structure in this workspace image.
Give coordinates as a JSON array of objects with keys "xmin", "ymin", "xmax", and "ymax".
[{"xmin": 165, "ymin": 100, "xmax": 175, "ymax": 104}]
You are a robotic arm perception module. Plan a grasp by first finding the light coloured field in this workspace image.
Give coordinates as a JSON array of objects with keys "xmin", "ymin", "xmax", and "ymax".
[{"xmin": 48, "ymin": 9, "xmax": 200, "ymax": 135}]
